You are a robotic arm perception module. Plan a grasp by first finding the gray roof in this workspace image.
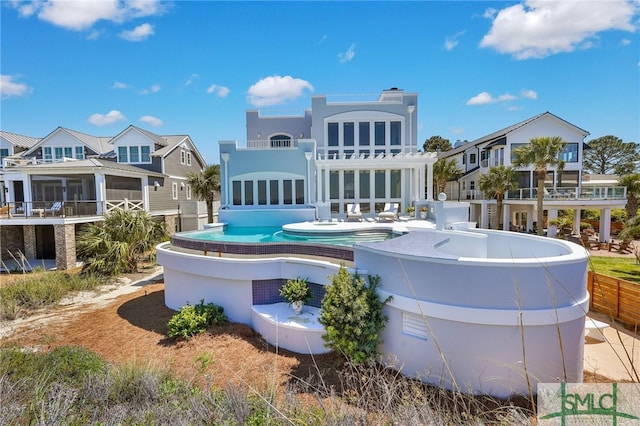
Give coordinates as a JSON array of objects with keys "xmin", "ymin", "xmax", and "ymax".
[
  {"xmin": 63, "ymin": 128, "xmax": 113, "ymax": 154},
  {"xmin": 14, "ymin": 158, "xmax": 165, "ymax": 178},
  {"xmin": 0, "ymin": 131, "xmax": 41, "ymax": 148},
  {"xmin": 438, "ymin": 111, "xmax": 589, "ymax": 159}
]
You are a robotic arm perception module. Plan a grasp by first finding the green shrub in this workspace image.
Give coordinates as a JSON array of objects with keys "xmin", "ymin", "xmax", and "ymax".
[
  {"xmin": 167, "ymin": 300, "xmax": 227, "ymax": 339},
  {"xmin": 319, "ymin": 266, "xmax": 391, "ymax": 364},
  {"xmin": 279, "ymin": 277, "xmax": 311, "ymax": 305}
]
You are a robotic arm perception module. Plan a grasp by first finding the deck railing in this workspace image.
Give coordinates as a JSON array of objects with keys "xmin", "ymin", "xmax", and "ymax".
[
  {"xmin": 0, "ymin": 199, "xmax": 145, "ymax": 219},
  {"xmin": 462, "ymin": 186, "xmax": 627, "ymax": 201}
]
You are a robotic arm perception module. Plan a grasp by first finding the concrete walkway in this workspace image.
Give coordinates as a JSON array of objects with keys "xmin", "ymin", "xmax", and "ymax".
[{"xmin": 583, "ymin": 313, "xmax": 640, "ymax": 382}]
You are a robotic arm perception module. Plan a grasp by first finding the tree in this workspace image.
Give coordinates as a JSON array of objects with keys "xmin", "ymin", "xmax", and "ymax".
[
  {"xmin": 512, "ymin": 136, "xmax": 567, "ymax": 236},
  {"xmin": 433, "ymin": 158, "xmax": 462, "ymax": 194},
  {"xmin": 77, "ymin": 209, "xmax": 169, "ymax": 276},
  {"xmin": 187, "ymin": 164, "xmax": 221, "ymax": 224},
  {"xmin": 618, "ymin": 173, "xmax": 640, "ymax": 220},
  {"xmin": 583, "ymin": 135, "xmax": 640, "ymax": 176},
  {"xmin": 422, "ymin": 135, "xmax": 452, "ymax": 153},
  {"xmin": 319, "ymin": 267, "xmax": 391, "ymax": 364},
  {"xmin": 478, "ymin": 165, "xmax": 519, "ymax": 230}
]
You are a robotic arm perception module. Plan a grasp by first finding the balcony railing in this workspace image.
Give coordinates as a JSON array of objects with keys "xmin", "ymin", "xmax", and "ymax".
[
  {"xmin": 0, "ymin": 199, "xmax": 144, "ymax": 219},
  {"xmin": 246, "ymin": 139, "xmax": 298, "ymax": 149},
  {"xmin": 462, "ymin": 186, "xmax": 627, "ymax": 201}
]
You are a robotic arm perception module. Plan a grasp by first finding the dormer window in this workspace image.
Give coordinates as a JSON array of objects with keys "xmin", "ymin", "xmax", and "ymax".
[
  {"xmin": 43, "ymin": 146, "xmax": 84, "ymax": 162},
  {"xmin": 118, "ymin": 145, "xmax": 152, "ymax": 164}
]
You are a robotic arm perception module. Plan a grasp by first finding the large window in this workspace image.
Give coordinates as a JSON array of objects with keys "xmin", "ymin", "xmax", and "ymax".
[
  {"xmin": 141, "ymin": 146, "xmax": 151, "ymax": 163},
  {"xmin": 330, "ymin": 171, "xmax": 339, "ymax": 199},
  {"xmin": 232, "ymin": 181, "xmax": 241, "ymax": 205},
  {"xmin": 390, "ymin": 121, "xmax": 401, "ymax": 146},
  {"xmin": 375, "ymin": 122, "xmax": 385, "ymax": 146},
  {"xmin": 244, "ymin": 181, "xmax": 253, "ymax": 205},
  {"xmin": 0, "ymin": 148, "xmax": 8, "ymax": 162},
  {"xmin": 258, "ymin": 180, "xmax": 267, "ymax": 205},
  {"xmin": 375, "ymin": 170, "xmax": 386, "ymax": 198},
  {"xmin": 359, "ymin": 170, "xmax": 370, "ymax": 198},
  {"xmin": 283, "ymin": 180, "xmax": 293, "ymax": 204},
  {"xmin": 390, "ymin": 170, "xmax": 401, "ymax": 198},
  {"xmin": 344, "ymin": 122, "xmax": 354, "ymax": 146},
  {"xmin": 118, "ymin": 146, "xmax": 128, "ymax": 162},
  {"xmin": 43, "ymin": 146, "xmax": 84, "ymax": 162},
  {"xmin": 344, "ymin": 171, "xmax": 354, "ymax": 199},
  {"xmin": 118, "ymin": 145, "xmax": 152, "ymax": 164},
  {"xmin": 560, "ymin": 143, "xmax": 578, "ymax": 163},
  {"xmin": 129, "ymin": 146, "xmax": 139, "ymax": 163},
  {"xmin": 295, "ymin": 179, "xmax": 305, "ymax": 204},
  {"xmin": 328, "ymin": 123, "xmax": 339, "ymax": 146},
  {"xmin": 359, "ymin": 122, "xmax": 370, "ymax": 146},
  {"xmin": 270, "ymin": 180, "xmax": 279, "ymax": 205}
]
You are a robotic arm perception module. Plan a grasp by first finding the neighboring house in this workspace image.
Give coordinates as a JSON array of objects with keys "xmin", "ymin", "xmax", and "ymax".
[
  {"xmin": 0, "ymin": 126, "xmax": 207, "ymax": 270},
  {"xmin": 437, "ymin": 112, "xmax": 626, "ymax": 239},
  {"xmin": 0, "ymin": 131, "xmax": 41, "ymax": 205},
  {"xmin": 219, "ymin": 88, "xmax": 437, "ymax": 226}
]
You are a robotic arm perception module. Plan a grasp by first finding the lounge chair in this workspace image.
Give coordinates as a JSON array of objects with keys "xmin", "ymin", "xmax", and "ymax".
[
  {"xmin": 609, "ymin": 238, "xmax": 634, "ymax": 254},
  {"xmin": 44, "ymin": 201, "xmax": 63, "ymax": 216},
  {"xmin": 346, "ymin": 203, "xmax": 362, "ymax": 221},
  {"xmin": 0, "ymin": 206, "xmax": 11, "ymax": 218},
  {"xmin": 378, "ymin": 203, "xmax": 398, "ymax": 222},
  {"xmin": 580, "ymin": 234, "xmax": 600, "ymax": 250}
]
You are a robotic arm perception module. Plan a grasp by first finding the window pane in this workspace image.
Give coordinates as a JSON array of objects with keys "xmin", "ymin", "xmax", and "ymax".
[
  {"xmin": 328, "ymin": 123, "xmax": 339, "ymax": 146},
  {"xmin": 187, "ymin": 152, "xmax": 192, "ymax": 165},
  {"xmin": 344, "ymin": 122, "xmax": 354, "ymax": 146},
  {"xmin": 44, "ymin": 147, "xmax": 53, "ymax": 161},
  {"xmin": 330, "ymin": 171, "xmax": 339, "ymax": 199},
  {"xmin": 560, "ymin": 143, "xmax": 578, "ymax": 162},
  {"xmin": 258, "ymin": 180, "xmax": 267, "ymax": 205},
  {"xmin": 232, "ymin": 181, "xmax": 241, "ymax": 205},
  {"xmin": 129, "ymin": 146, "xmax": 139, "ymax": 163},
  {"xmin": 344, "ymin": 171, "xmax": 354, "ymax": 199},
  {"xmin": 118, "ymin": 146, "xmax": 127, "ymax": 162},
  {"xmin": 359, "ymin": 170, "xmax": 370, "ymax": 198},
  {"xmin": 64, "ymin": 147, "xmax": 73, "ymax": 158},
  {"xmin": 390, "ymin": 121, "xmax": 401, "ymax": 145},
  {"xmin": 390, "ymin": 170, "xmax": 401, "ymax": 198},
  {"xmin": 244, "ymin": 181, "xmax": 253, "ymax": 205},
  {"xmin": 270, "ymin": 180, "xmax": 279, "ymax": 204},
  {"xmin": 75, "ymin": 146, "xmax": 84, "ymax": 159},
  {"xmin": 172, "ymin": 183, "xmax": 178, "ymax": 200},
  {"xmin": 181, "ymin": 150, "xmax": 185, "ymax": 164},
  {"xmin": 375, "ymin": 170, "xmax": 386, "ymax": 198},
  {"xmin": 375, "ymin": 122, "xmax": 385, "ymax": 146},
  {"xmin": 54, "ymin": 147, "xmax": 63, "ymax": 159},
  {"xmin": 283, "ymin": 180, "xmax": 293, "ymax": 204},
  {"xmin": 141, "ymin": 146, "xmax": 151, "ymax": 162},
  {"xmin": 359, "ymin": 122, "xmax": 370, "ymax": 146},
  {"xmin": 295, "ymin": 179, "xmax": 304, "ymax": 204}
]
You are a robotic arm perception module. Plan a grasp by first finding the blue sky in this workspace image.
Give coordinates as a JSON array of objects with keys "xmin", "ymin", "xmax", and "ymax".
[{"xmin": 1, "ymin": 0, "xmax": 639, "ymax": 164}]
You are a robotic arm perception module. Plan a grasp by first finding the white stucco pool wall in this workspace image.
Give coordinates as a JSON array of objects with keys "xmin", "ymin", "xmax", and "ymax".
[{"xmin": 157, "ymin": 218, "xmax": 589, "ymax": 398}]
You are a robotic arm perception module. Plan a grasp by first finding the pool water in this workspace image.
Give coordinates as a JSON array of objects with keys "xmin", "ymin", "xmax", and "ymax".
[{"xmin": 181, "ymin": 226, "xmax": 392, "ymax": 247}]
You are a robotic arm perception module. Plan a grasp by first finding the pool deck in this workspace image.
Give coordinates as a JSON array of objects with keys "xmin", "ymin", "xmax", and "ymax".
[{"xmin": 283, "ymin": 217, "xmax": 437, "ymax": 234}]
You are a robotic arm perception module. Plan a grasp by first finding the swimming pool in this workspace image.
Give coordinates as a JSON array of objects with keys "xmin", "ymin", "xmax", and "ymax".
[{"xmin": 179, "ymin": 225, "xmax": 394, "ymax": 247}]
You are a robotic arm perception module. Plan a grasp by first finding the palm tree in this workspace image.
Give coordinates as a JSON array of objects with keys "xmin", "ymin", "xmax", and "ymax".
[
  {"xmin": 187, "ymin": 164, "xmax": 221, "ymax": 224},
  {"xmin": 433, "ymin": 158, "xmax": 462, "ymax": 195},
  {"xmin": 77, "ymin": 209, "xmax": 169, "ymax": 276},
  {"xmin": 618, "ymin": 173, "xmax": 640, "ymax": 221},
  {"xmin": 512, "ymin": 136, "xmax": 567, "ymax": 236},
  {"xmin": 478, "ymin": 165, "xmax": 519, "ymax": 230}
]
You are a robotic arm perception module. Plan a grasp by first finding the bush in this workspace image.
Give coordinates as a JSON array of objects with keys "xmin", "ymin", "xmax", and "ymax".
[
  {"xmin": 319, "ymin": 266, "xmax": 391, "ymax": 364},
  {"xmin": 167, "ymin": 300, "xmax": 227, "ymax": 339}
]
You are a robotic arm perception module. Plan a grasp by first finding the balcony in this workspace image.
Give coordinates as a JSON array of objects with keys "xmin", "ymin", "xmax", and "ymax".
[
  {"xmin": 462, "ymin": 186, "xmax": 627, "ymax": 201},
  {"xmin": 0, "ymin": 199, "xmax": 144, "ymax": 220},
  {"xmin": 246, "ymin": 139, "xmax": 298, "ymax": 149}
]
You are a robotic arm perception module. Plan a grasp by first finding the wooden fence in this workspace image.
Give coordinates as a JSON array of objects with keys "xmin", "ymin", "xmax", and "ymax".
[{"xmin": 587, "ymin": 271, "xmax": 640, "ymax": 329}]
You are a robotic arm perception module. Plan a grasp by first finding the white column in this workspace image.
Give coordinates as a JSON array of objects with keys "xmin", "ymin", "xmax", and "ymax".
[
  {"xmin": 324, "ymin": 166, "xmax": 330, "ymax": 203},
  {"xmin": 573, "ymin": 209, "xmax": 581, "ymax": 236},
  {"xmin": 426, "ymin": 162, "xmax": 434, "ymax": 201},
  {"xmin": 480, "ymin": 200, "xmax": 489, "ymax": 229},
  {"xmin": 305, "ymin": 152, "xmax": 313, "ymax": 204},
  {"xmin": 600, "ymin": 208, "xmax": 612, "ymax": 242},
  {"xmin": 502, "ymin": 204, "xmax": 510, "ymax": 231},
  {"xmin": 547, "ymin": 209, "xmax": 558, "ymax": 238},
  {"xmin": 142, "ymin": 178, "xmax": 150, "ymax": 212},
  {"xmin": 95, "ymin": 172, "xmax": 106, "ymax": 215},
  {"xmin": 221, "ymin": 153, "xmax": 230, "ymax": 206}
]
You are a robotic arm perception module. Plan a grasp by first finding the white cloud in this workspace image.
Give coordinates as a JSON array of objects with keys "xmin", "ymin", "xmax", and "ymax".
[
  {"xmin": 338, "ymin": 43, "xmax": 356, "ymax": 63},
  {"xmin": 621, "ymin": 38, "xmax": 632, "ymax": 45},
  {"xmin": 0, "ymin": 74, "xmax": 32, "ymax": 99},
  {"xmin": 247, "ymin": 75, "xmax": 314, "ymax": 107},
  {"xmin": 112, "ymin": 81, "xmax": 130, "ymax": 89},
  {"xmin": 480, "ymin": 0, "xmax": 637, "ymax": 59},
  {"xmin": 139, "ymin": 115, "xmax": 163, "ymax": 127},
  {"xmin": 10, "ymin": 0, "xmax": 166, "ymax": 31},
  {"xmin": 206, "ymin": 84, "xmax": 230, "ymax": 98},
  {"xmin": 140, "ymin": 84, "xmax": 161, "ymax": 94},
  {"xmin": 318, "ymin": 34, "xmax": 328, "ymax": 44},
  {"xmin": 444, "ymin": 31, "xmax": 466, "ymax": 51},
  {"xmin": 87, "ymin": 110, "xmax": 126, "ymax": 126},
  {"xmin": 520, "ymin": 89, "xmax": 538, "ymax": 99},
  {"xmin": 466, "ymin": 91, "xmax": 517, "ymax": 105},
  {"xmin": 185, "ymin": 74, "xmax": 198, "ymax": 86},
  {"xmin": 120, "ymin": 23, "xmax": 154, "ymax": 41}
]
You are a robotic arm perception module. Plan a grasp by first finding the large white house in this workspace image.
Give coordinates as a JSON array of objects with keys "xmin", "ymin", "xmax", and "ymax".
[{"xmin": 438, "ymin": 112, "xmax": 626, "ymax": 239}]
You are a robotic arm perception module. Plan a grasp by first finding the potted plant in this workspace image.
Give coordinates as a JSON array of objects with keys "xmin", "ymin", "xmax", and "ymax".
[
  {"xmin": 279, "ymin": 277, "xmax": 312, "ymax": 314},
  {"xmin": 406, "ymin": 206, "xmax": 415, "ymax": 216},
  {"xmin": 420, "ymin": 206, "xmax": 428, "ymax": 219}
]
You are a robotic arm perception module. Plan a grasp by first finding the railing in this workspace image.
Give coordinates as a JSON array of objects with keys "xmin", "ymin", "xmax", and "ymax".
[
  {"xmin": 0, "ymin": 199, "xmax": 144, "ymax": 219},
  {"xmin": 2, "ymin": 157, "xmax": 79, "ymax": 168},
  {"xmin": 587, "ymin": 271, "xmax": 640, "ymax": 329},
  {"xmin": 246, "ymin": 139, "xmax": 298, "ymax": 149},
  {"xmin": 504, "ymin": 186, "xmax": 627, "ymax": 201}
]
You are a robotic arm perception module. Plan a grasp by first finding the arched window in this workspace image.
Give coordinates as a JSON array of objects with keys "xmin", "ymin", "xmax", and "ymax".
[{"xmin": 270, "ymin": 134, "xmax": 291, "ymax": 148}]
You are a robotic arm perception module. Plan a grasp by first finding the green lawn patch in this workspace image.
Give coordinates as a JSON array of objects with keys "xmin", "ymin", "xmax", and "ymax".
[{"xmin": 589, "ymin": 256, "xmax": 640, "ymax": 284}]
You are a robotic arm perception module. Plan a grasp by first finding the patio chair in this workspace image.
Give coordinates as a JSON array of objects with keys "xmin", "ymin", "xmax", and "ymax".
[
  {"xmin": 44, "ymin": 201, "xmax": 63, "ymax": 216},
  {"xmin": 0, "ymin": 206, "xmax": 11, "ymax": 218},
  {"xmin": 609, "ymin": 238, "xmax": 634, "ymax": 254},
  {"xmin": 346, "ymin": 203, "xmax": 362, "ymax": 222},
  {"xmin": 580, "ymin": 234, "xmax": 600, "ymax": 250},
  {"xmin": 378, "ymin": 203, "xmax": 398, "ymax": 222}
]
